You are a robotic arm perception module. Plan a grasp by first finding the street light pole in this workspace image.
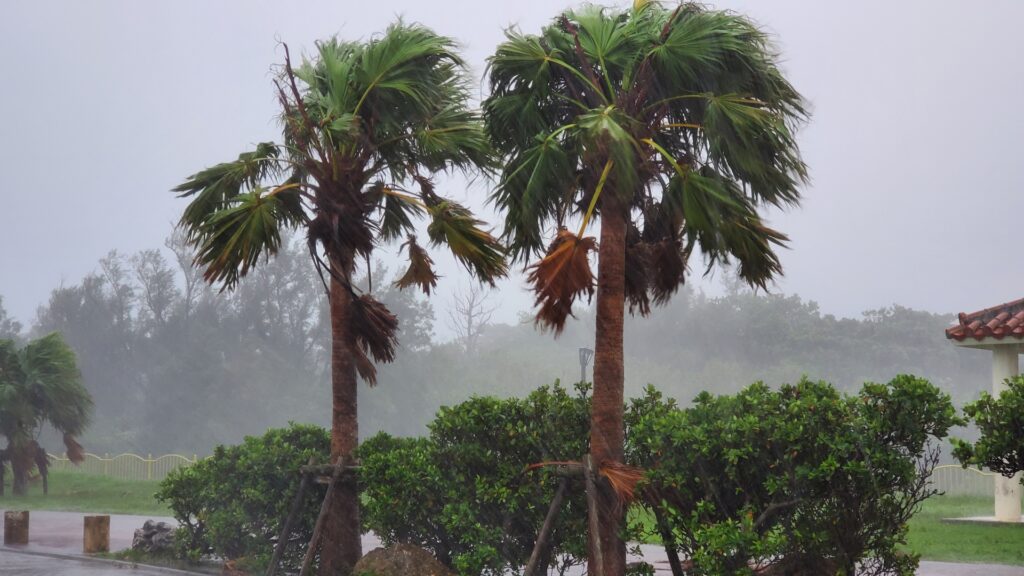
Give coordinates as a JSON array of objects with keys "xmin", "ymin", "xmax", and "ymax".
[{"xmin": 579, "ymin": 347, "xmax": 594, "ymax": 383}]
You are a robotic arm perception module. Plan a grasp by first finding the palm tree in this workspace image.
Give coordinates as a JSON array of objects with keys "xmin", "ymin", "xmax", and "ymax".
[
  {"xmin": 174, "ymin": 23, "xmax": 504, "ymax": 575},
  {"xmin": 484, "ymin": 3, "xmax": 808, "ymax": 573},
  {"xmin": 0, "ymin": 333, "xmax": 92, "ymax": 496}
]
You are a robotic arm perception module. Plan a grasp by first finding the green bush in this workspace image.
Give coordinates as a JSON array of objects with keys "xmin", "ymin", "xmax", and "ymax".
[
  {"xmin": 359, "ymin": 381, "xmax": 591, "ymax": 575},
  {"xmin": 953, "ymin": 375, "xmax": 1024, "ymax": 477},
  {"xmin": 156, "ymin": 423, "xmax": 329, "ymax": 569},
  {"xmin": 628, "ymin": 375, "xmax": 961, "ymax": 576}
]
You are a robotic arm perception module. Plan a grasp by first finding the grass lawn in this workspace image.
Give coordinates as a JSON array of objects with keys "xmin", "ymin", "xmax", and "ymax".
[
  {"xmin": 0, "ymin": 470, "xmax": 169, "ymax": 516},
  {"xmin": 905, "ymin": 495, "xmax": 1024, "ymax": 565},
  {"xmin": 631, "ymin": 494, "xmax": 1024, "ymax": 566}
]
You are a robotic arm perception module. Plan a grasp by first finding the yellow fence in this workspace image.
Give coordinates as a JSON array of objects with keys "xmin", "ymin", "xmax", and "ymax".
[
  {"xmin": 41, "ymin": 456, "xmax": 1003, "ymax": 493},
  {"xmin": 928, "ymin": 464, "xmax": 998, "ymax": 497},
  {"xmin": 47, "ymin": 453, "xmax": 199, "ymax": 482}
]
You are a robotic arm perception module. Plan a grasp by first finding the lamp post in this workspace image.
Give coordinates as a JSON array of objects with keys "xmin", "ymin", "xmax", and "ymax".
[{"xmin": 579, "ymin": 347, "xmax": 594, "ymax": 383}]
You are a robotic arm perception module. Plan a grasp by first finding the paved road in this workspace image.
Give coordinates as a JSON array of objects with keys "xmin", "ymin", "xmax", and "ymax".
[
  {"xmin": 0, "ymin": 549, "xmax": 180, "ymax": 575},
  {"xmin": 1, "ymin": 510, "xmax": 1022, "ymax": 575}
]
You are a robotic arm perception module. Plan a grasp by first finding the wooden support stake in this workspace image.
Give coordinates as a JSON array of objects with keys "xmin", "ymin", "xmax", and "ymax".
[
  {"xmin": 583, "ymin": 455, "xmax": 605, "ymax": 576},
  {"xmin": 83, "ymin": 515, "xmax": 110, "ymax": 553},
  {"xmin": 299, "ymin": 457, "xmax": 345, "ymax": 576},
  {"xmin": 266, "ymin": 456, "xmax": 316, "ymax": 576},
  {"xmin": 524, "ymin": 478, "xmax": 569, "ymax": 576},
  {"xmin": 4, "ymin": 510, "xmax": 29, "ymax": 545}
]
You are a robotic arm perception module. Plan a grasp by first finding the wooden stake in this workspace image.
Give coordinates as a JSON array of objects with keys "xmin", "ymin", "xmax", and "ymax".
[
  {"xmin": 4, "ymin": 510, "xmax": 29, "ymax": 545},
  {"xmin": 524, "ymin": 478, "xmax": 569, "ymax": 576},
  {"xmin": 584, "ymin": 455, "xmax": 604, "ymax": 576},
  {"xmin": 83, "ymin": 515, "xmax": 110, "ymax": 553},
  {"xmin": 299, "ymin": 457, "xmax": 345, "ymax": 576},
  {"xmin": 265, "ymin": 456, "xmax": 315, "ymax": 576}
]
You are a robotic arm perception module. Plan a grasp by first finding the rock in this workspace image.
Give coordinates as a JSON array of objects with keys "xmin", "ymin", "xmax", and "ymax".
[
  {"xmin": 131, "ymin": 519, "xmax": 176, "ymax": 553},
  {"xmin": 352, "ymin": 543, "xmax": 454, "ymax": 576}
]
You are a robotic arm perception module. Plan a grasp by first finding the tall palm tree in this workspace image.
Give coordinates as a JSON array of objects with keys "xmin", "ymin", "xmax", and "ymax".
[
  {"xmin": 484, "ymin": 4, "xmax": 807, "ymax": 573},
  {"xmin": 0, "ymin": 333, "xmax": 92, "ymax": 496},
  {"xmin": 174, "ymin": 23, "xmax": 505, "ymax": 575}
]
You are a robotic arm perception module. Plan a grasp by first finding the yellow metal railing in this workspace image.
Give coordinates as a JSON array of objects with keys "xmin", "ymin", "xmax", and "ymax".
[
  {"xmin": 40, "ymin": 456, "xmax": 1004, "ymax": 493},
  {"xmin": 928, "ymin": 464, "xmax": 997, "ymax": 497},
  {"xmin": 47, "ymin": 452, "xmax": 199, "ymax": 482}
]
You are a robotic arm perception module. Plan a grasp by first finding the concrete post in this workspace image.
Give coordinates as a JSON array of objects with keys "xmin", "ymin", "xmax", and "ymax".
[
  {"xmin": 83, "ymin": 515, "xmax": 110, "ymax": 553},
  {"xmin": 992, "ymin": 345, "xmax": 1021, "ymax": 522},
  {"xmin": 4, "ymin": 510, "xmax": 29, "ymax": 545}
]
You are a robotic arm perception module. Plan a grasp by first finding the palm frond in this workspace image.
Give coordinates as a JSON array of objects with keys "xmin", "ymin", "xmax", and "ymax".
[
  {"xmin": 599, "ymin": 461, "xmax": 645, "ymax": 507},
  {"xmin": 191, "ymin": 188, "xmax": 290, "ymax": 290},
  {"xmin": 624, "ymin": 230, "xmax": 651, "ymax": 316},
  {"xmin": 20, "ymin": 333, "xmax": 92, "ymax": 436},
  {"xmin": 174, "ymin": 143, "xmax": 283, "ymax": 238},
  {"xmin": 527, "ymin": 229, "xmax": 597, "ymax": 334},
  {"xmin": 677, "ymin": 168, "xmax": 787, "ymax": 289},
  {"xmin": 395, "ymin": 235, "xmax": 438, "ymax": 295},
  {"xmin": 63, "ymin": 433, "xmax": 84, "ymax": 464},
  {"xmin": 350, "ymin": 294, "xmax": 399, "ymax": 386},
  {"xmin": 427, "ymin": 201, "xmax": 508, "ymax": 285},
  {"xmin": 492, "ymin": 133, "xmax": 578, "ymax": 262}
]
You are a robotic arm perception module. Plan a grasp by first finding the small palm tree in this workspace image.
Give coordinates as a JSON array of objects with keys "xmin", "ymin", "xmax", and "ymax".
[
  {"xmin": 174, "ymin": 23, "xmax": 504, "ymax": 574},
  {"xmin": 484, "ymin": 3, "xmax": 808, "ymax": 572},
  {"xmin": 0, "ymin": 333, "xmax": 92, "ymax": 496}
]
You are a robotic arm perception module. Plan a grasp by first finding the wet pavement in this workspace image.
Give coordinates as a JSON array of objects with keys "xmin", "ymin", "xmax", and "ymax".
[
  {"xmin": 1, "ymin": 510, "xmax": 1022, "ymax": 575},
  {"xmin": 0, "ymin": 549, "xmax": 183, "ymax": 575}
]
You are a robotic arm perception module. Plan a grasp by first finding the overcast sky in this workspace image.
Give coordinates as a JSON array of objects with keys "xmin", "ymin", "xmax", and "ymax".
[{"xmin": 2, "ymin": 0, "xmax": 1022, "ymax": 331}]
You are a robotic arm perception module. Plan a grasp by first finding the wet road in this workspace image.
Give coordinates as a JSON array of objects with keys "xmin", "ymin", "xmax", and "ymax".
[
  {"xmin": 0, "ymin": 510, "xmax": 1021, "ymax": 575},
  {"xmin": 0, "ymin": 549, "xmax": 180, "ymax": 575}
]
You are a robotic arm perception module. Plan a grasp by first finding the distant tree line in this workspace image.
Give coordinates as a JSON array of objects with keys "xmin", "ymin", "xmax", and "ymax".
[{"xmin": 0, "ymin": 233, "xmax": 988, "ymax": 455}]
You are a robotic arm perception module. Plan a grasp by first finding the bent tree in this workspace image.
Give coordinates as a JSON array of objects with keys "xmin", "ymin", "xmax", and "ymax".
[
  {"xmin": 175, "ymin": 23, "xmax": 504, "ymax": 575},
  {"xmin": 0, "ymin": 333, "xmax": 92, "ymax": 496},
  {"xmin": 484, "ymin": 3, "xmax": 807, "ymax": 573}
]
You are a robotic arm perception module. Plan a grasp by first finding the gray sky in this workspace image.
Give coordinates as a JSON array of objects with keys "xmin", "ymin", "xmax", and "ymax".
[{"xmin": 2, "ymin": 0, "xmax": 1022, "ymax": 330}]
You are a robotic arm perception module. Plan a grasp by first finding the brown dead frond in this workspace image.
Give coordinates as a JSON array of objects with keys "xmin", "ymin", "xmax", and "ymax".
[
  {"xmin": 63, "ymin": 434, "xmax": 85, "ymax": 464},
  {"xmin": 527, "ymin": 229, "xmax": 597, "ymax": 334},
  {"xmin": 525, "ymin": 460, "xmax": 581, "ymax": 472},
  {"xmin": 395, "ymin": 235, "xmax": 438, "ymax": 295},
  {"xmin": 650, "ymin": 239, "xmax": 688, "ymax": 304},
  {"xmin": 625, "ymin": 235, "xmax": 651, "ymax": 316},
  {"xmin": 599, "ymin": 461, "xmax": 646, "ymax": 507},
  {"xmin": 350, "ymin": 294, "xmax": 399, "ymax": 386}
]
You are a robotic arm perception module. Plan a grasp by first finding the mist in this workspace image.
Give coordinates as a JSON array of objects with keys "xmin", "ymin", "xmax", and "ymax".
[{"xmin": 0, "ymin": 233, "xmax": 989, "ymax": 456}]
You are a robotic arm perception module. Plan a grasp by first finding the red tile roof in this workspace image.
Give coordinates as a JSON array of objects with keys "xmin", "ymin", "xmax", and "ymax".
[{"xmin": 946, "ymin": 297, "xmax": 1024, "ymax": 342}]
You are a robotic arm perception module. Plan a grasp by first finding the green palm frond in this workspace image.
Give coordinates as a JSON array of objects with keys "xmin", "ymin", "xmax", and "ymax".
[
  {"xmin": 427, "ymin": 201, "xmax": 508, "ymax": 285},
  {"xmin": 192, "ymin": 188, "xmax": 292, "ymax": 290},
  {"xmin": 174, "ymin": 143, "xmax": 283, "ymax": 237},
  {"xmin": 492, "ymin": 131, "xmax": 578, "ymax": 262},
  {"xmin": 486, "ymin": 2, "xmax": 807, "ymax": 311},
  {"xmin": 676, "ymin": 168, "xmax": 787, "ymax": 289},
  {"xmin": 0, "ymin": 334, "xmax": 91, "ymax": 449}
]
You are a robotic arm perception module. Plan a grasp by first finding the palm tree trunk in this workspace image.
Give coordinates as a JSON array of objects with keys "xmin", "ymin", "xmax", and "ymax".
[
  {"xmin": 319, "ymin": 267, "xmax": 361, "ymax": 576},
  {"xmin": 589, "ymin": 202, "xmax": 628, "ymax": 576},
  {"xmin": 11, "ymin": 449, "xmax": 29, "ymax": 497}
]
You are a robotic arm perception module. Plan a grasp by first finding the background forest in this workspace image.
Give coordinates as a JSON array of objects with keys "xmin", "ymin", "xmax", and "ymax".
[{"xmin": 0, "ymin": 232, "xmax": 988, "ymax": 456}]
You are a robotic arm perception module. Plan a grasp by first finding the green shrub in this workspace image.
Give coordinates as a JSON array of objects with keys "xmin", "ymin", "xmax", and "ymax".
[
  {"xmin": 628, "ymin": 375, "xmax": 961, "ymax": 576},
  {"xmin": 953, "ymin": 374, "xmax": 1024, "ymax": 477},
  {"xmin": 360, "ymin": 381, "xmax": 591, "ymax": 575},
  {"xmin": 156, "ymin": 423, "xmax": 329, "ymax": 569}
]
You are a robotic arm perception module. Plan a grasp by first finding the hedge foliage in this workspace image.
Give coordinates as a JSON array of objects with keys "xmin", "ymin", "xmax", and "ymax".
[
  {"xmin": 359, "ymin": 382, "xmax": 592, "ymax": 575},
  {"xmin": 159, "ymin": 376, "xmax": 957, "ymax": 576},
  {"xmin": 156, "ymin": 423, "xmax": 329, "ymax": 569},
  {"xmin": 628, "ymin": 375, "xmax": 960, "ymax": 575}
]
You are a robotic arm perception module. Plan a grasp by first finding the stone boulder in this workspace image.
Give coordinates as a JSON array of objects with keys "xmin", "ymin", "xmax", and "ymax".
[
  {"xmin": 352, "ymin": 543, "xmax": 454, "ymax": 576},
  {"xmin": 132, "ymin": 519, "xmax": 176, "ymax": 553}
]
